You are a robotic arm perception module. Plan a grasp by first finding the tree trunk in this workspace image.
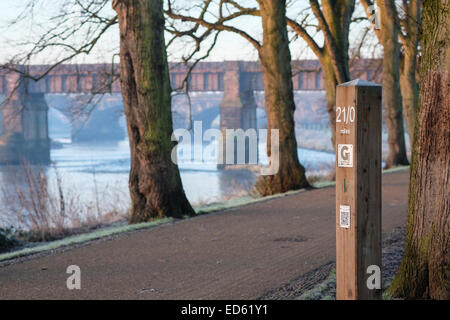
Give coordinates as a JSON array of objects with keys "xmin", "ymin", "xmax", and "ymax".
[
  {"xmin": 322, "ymin": 55, "xmax": 338, "ymax": 149},
  {"xmin": 400, "ymin": 0, "xmax": 421, "ymax": 148},
  {"xmin": 388, "ymin": 0, "xmax": 449, "ymax": 299},
  {"xmin": 113, "ymin": 0, "xmax": 195, "ymax": 223},
  {"xmin": 379, "ymin": 1, "xmax": 409, "ymax": 168},
  {"xmin": 320, "ymin": 46, "xmax": 351, "ymax": 149},
  {"xmin": 320, "ymin": 0, "xmax": 353, "ymax": 83},
  {"xmin": 314, "ymin": 0, "xmax": 354, "ymax": 150},
  {"xmin": 255, "ymin": 0, "xmax": 309, "ymax": 196}
]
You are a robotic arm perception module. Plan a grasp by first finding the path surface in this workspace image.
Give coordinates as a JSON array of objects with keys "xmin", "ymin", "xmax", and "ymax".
[{"xmin": 0, "ymin": 171, "xmax": 409, "ymax": 300}]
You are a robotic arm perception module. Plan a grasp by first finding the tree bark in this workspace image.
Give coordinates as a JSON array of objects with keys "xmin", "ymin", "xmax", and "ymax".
[
  {"xmin": 388, "ymin": 0, "xmax": 449, "ymax": 299},
  {"xmin": 320, "ymin": 0, "xmax": 353, "ymax": 84},
  {"xmin": 322, "ymin": 53, "xmax": 339, "ymax": 148},
  {"xmin": 289, "ymin": 0, "xmax": 354, "ymax": 150},
  {"xmin": 379, "ymin": 1, "xmax": 409, "ymax": 168},
  {"xmin": 322, "ymin": 0, "xmax": 354, "ymax": 149},
  {"xmin": 255, "ymin": 0, "xmax": 309, "ymax": 196},
  {"xmin": 321, "ymin": 48, "xmax": 351, "ymax": 149},
  {"xmin": 314, "ymin": 0, "xmax": 354, "ymax": 150},
  {"xmin": 400, "ymin": 0, "xmax": 421, "ymax": 148},
  {"xmin": 113, "ymin": 0, "xmax": 195, "ymax": 223}
]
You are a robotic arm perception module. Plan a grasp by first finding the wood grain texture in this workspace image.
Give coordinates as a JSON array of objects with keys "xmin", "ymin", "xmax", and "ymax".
[{"xmin": 336, "ymin": 81, "xmax": 382, "ymax": 300}]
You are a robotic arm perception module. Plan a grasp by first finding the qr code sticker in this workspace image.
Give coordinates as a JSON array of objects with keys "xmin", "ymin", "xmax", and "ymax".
[{"xmin": 340, "ymin": 205, "xmax": 350, "ymax": 228}]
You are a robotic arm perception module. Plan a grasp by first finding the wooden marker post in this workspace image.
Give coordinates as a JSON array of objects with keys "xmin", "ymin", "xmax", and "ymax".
[{"xmin": 335, "ymin": 79, "xmax": 382, "ymax": 300}]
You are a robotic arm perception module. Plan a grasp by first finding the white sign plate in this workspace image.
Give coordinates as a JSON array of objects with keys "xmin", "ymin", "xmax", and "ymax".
[
  {"xmin": 338, "ymin": 144, "xmax": 353, "ymax": 168},
  {"xmin": 340, "ymin": 205, "xmax": 351, "ymax": 228}
]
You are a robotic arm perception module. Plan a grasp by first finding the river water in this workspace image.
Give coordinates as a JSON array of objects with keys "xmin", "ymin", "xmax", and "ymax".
[
  {"xmin": 50, "ymin": 139, "xmax": 335, "ymax": 202},
  {"xmin": 0, "ymin": 138, "xmax": 335, "ymax": 228}
]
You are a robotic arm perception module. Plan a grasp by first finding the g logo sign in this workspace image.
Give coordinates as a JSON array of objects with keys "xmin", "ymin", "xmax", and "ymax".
[{"xmin": 338, "ymin": 144, "xmax": 353, "ymax": 168}]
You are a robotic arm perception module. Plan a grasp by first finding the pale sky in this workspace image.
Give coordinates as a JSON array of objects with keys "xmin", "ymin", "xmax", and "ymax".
[{"xmin": 0, "ymin": 0, "xmax": 380, "ymax": 65}]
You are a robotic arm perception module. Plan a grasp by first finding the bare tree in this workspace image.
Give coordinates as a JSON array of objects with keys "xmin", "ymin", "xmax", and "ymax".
[
  {"xmin": 361, "ymin": 0, "xmax": 409, "ymax": 168},
  {"xmin": 113, "ymin": 0, "xmax": 195, "ymax": 222},
  {"xmin": 388, "ymin": 0, "xmax": 449, "ymax": 299},
  {"xmin": 166, "ymin": 0, "xmax": 310, "ymax": 196},
  {"xmin": 1, "ymin": 0, "xmax": 209, "ymax": 222},
  {"xmin": 287, "ymin": 0, "xmax": 356, "ymax": 149},
  {"xmin": 399, "ymin": 0, "xmax": 421, "ymax": 148}
]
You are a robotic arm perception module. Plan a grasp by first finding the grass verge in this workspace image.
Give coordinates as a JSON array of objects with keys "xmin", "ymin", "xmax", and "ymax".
[{"xmin": 0, "ymin": 218, "xmax": 172, "ymax": 262}]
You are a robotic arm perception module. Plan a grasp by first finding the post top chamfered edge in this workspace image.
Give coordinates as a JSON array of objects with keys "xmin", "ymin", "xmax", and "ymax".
[{"xmin": 337, "ymin": 79, "xmax": 381, "ymax": 87}]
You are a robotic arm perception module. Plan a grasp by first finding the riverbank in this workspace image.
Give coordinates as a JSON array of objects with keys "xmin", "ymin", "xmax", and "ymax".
[{"xmin": 0, "ymin": 166, "xmax": 408, "ymax": 263}]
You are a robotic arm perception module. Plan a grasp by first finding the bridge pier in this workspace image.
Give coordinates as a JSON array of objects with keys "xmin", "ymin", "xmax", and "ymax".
[
  {"xmin": 218, "ymin": 61, "xmax": 258, "ymax": 169},
  {"xmin": 68, "ymin": 96, "xmax": 125, "ymax": 143},
  {"xmin": 0, "ymin": 72, "xmax": 50, "ymax": 165}
]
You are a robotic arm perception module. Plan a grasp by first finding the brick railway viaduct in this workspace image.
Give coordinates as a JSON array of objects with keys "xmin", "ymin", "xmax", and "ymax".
[{"xmin": 0, "ymin": 60, "xmax": 380, "ymax": 164}]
